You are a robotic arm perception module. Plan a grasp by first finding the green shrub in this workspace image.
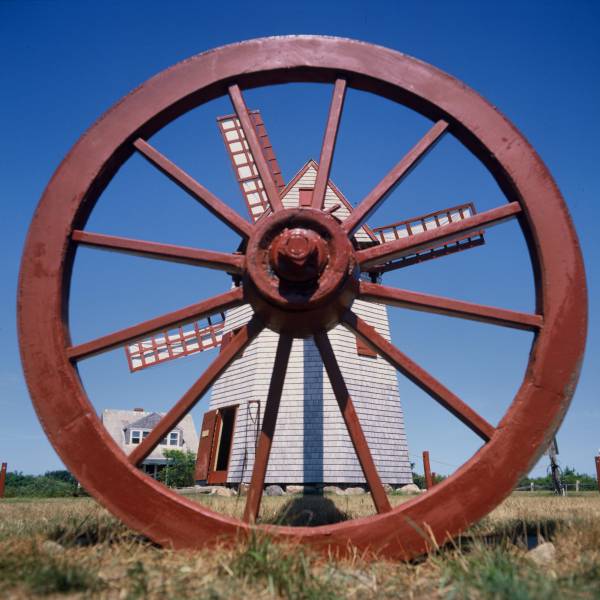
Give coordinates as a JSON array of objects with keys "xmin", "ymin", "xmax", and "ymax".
[
  {"xmin": 156, "ymin": 450, "xmax": 196, "ymax": 488},
  {"xmin": 5, "ymin": 472, "xmax": 78, "ymax": 498}
]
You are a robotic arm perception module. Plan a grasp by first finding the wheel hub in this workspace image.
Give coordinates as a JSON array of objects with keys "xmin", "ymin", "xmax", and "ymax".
[
  {"xmin": 270, "ymin": 227, "xmax": 328, "ymax": 282},
  {"xmin": 245, "ymin": 208, "xmax": 358, "ymax": 335}
]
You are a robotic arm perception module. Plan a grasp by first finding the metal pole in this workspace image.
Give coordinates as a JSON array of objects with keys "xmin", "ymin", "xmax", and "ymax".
[
  {"xmin": 423, "ymin": 451, "xmax": 433, "ymax": 490},
  {"xmin": 595, "ymin": 455, "xmax": 600, "ymax": 494},
  {"xmin": 0, "ymin": 463, "xmax": 6, "ymax": 498}
]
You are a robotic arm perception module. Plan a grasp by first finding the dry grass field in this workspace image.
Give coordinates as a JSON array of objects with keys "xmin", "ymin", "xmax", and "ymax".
[{"xmin": 1, "ymin": 491, "xmax": 599, "ymax": 599}]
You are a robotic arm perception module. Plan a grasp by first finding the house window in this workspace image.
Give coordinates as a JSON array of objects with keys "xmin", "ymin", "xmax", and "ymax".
[
  {"xmin": 129, "ymin": 429, "xmax": 149, "ymax": 444},
  {"xmin": 131, "ymin": 430, "xmax": 141, "ymax": 445},
  {"xmin": 130, "ymin": 429, "xmax": 178, "ymax": 446}
]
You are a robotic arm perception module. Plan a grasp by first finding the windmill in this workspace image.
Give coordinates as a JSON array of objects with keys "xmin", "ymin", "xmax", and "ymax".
[{"xmin": 123, "ymin": 108, "xmax": 485, "ymax": 492}]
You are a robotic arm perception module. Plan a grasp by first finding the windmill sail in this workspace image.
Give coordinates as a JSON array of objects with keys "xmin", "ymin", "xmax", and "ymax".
[
  {"xmin": 125, "ymin": 314, "xmax": 225, "ymax": 372},
  {"xmin": 369, "ymin": 203, "xmax": 485, "ymax": 273},
  {"xmin": 217, "ymin": 111, "xmax": 285, "ymax": 222}
]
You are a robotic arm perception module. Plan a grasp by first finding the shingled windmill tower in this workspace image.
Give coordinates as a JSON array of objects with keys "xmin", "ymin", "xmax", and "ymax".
[{"xmin": 125, "ymin": 111, "xmax": 484, "ymax": 488}]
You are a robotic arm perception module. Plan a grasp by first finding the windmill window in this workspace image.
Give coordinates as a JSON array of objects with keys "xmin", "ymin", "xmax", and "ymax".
[
  {"xmin": 299, "ymin": 188, "xmax": 313, "ymax": 207},
  {"xmin": 356, "ymin": 336, "xmax": 378, "ymax": 358},
  {"xmin": 169, "ymin": 432, "xmax": 179, "ymax": 446}
]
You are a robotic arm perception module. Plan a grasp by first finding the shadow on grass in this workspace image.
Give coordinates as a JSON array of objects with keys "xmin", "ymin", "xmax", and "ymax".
[
  {"xmin": 461, "ymin": 518, "xmax": 558, "ymax": 551},
  {"xmin": 47, "ymin": 514, "xmax": 152, "ymax": 547},
  {"xmin": 265, "ymin": 495, "xmax": 350, "ymax": 527}
]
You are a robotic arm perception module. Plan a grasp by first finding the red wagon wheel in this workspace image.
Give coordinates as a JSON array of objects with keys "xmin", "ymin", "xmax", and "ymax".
[{"xmin": 18, "ymin": 36, "xmax": 586, "ymax": 559}]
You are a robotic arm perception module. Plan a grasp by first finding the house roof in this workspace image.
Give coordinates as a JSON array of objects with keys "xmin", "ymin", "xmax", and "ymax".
[
  {"xmin": 101, "ymin": 409, "xmax": 198, "ymax": 464},
  {"xmin": 126, "ymin": 412, "xmax": 181, "ymax": 432}
]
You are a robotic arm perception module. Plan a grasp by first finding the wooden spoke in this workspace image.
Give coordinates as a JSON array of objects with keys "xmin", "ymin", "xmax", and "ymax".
[
  {"xmin": 314, "ymin": 332, "xmax": 392, "ymax": 514},
  {"xmin": 228, "ymin": 84, "xmax": 283, "ymax": 213},
  {"xmin": 72, "ymin": 231, "xmax": 244, "ymax": 274},
  {"xmin": 357, "ymin": 202, "xmax": 521, "ymax": 270},
  {"xmin": 243, "ymin": 334, "xmax": 293, "ymax": 523},
  {"xmin": 312, "ymin": 78, "xmax": 347, "ymax": 210},
  {"xmin": 343, "ymin": 120, "xmax": 449, "ymax": 235},
  {"xmin": 359, "ymin": 281, "xmax": 543, "ymax": 331},
  {"xmin": 133, "ymin": 139, "xmax": 253, "ymax": 239},
  {"xmin": 66, "ymin": 287, "xmax": 244, "ymax": 361},
  {"xmin": 129, "ymin": 317, "xmax": 264, "ymax": 467},
  {"xmin": 341, "ymin": 311, "xmax": 495, "ymax": 442}
]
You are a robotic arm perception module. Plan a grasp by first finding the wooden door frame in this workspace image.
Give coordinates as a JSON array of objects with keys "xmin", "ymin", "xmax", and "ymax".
[{"xmin": 206, "ymin": 405, "xmax": 238, "ymax": 485}]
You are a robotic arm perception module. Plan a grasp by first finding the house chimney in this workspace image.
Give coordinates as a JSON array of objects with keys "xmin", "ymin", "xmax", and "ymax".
[{"xmin": 133, "ymin": 407, "xmax": 144, "ymax": 412}]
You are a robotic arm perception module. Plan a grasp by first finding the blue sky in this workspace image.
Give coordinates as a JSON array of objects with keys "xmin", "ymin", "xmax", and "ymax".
[{"xmin": 1, "ymin": 0, "xmax": 598, "ymax": 479}]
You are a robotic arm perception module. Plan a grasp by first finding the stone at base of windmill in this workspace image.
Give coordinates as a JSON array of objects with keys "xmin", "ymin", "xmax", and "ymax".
[
  {"xmin": 265, "ymin": 484, "xmax": 285, "ymax": 496},
  {"xmin": 285, "ymin": 485, "xmax": 320, "ymax": 495},
  {"xmin": 396, "ymin": 483, "xmax": 422, "ymax": 495},
  {"xmin": 526, "ymin": 542, "xmax": 556, "ymax": 567},
  {"xmin": 344, "ymin": 487, "xmax": 367, "ymax": 496},
  {"xmin": 210, "ymin": 486, "xmax": 238, "ymax": 497}
]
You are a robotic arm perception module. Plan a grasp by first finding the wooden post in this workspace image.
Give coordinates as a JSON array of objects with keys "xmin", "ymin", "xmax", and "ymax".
[
  {"xmin": 530, "ymin": 481, "xmax": 534, "ymax": 492},
  {"xmin": 423, "ymin": 451, "xmax": 433, "ymax": 490},
  {"xmin": 576, "ymin": 480, "xmax": 580, "ymax": 493},
  {"xmin": 595, "ymin": 456, "xmax": 600, "ymax": 494},
  {"xmin": 0, "ymin": 463, "xmax": 7, "ymax": 498}
]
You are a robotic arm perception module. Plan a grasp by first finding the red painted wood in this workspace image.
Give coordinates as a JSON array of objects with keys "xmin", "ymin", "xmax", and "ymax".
[
  {"xmin": 344, "ymin": 120, "xmax": 448, "ymax": 235},
  {"xmin": 217, "ymin": 111, "xmax": 285, "ymax": 222},
  {"xmin": 125, "ymin": 315, "xmax": 225, "ymax": 373},
  {"xmin": 299, "ymin": 188, "xmax": 313, "ymax": 207},
  {"xmin": 133, "ymin": 139, "xmax": 253, "ymax": 239},
  {"xmin": 67, "ymin": 287, "xmax": 244, "ymax": 361},
  {"xmin": 195, "ymin": 410, "xmax": 219, "ymax": 481},
  {"xmin": 357, "ymin": 203, "xmax": 521, "ymax": 270},
  {"xmin": 72, "ymin": 231, "xmax": 244, "ymax": 273},
  {"xmin": 342, "ymin": 310, "xmax": 495, "ymax": 442},
  {"xmin": 315, "ymin": 332, "xmax": 392, "ymax": 514},
  {"xmin": 359, "ymin": 281, "xmax": 543, "ymax": 331},
  {"xmin": 0, "ymin": 463, "xmax": 6, "ymax": 498},
  {"xmin": 243, "ymin": 334, "xmax": 293, "ymax": 523},
  {"xmin": 312, "ymin": 79, "xmax": 347, "ymax": 210},
  {"xmin": 423, "ymin": 451, "xmax": 433, "ymax": 490},
  {"xmin": 355, "ymin": 335, "xmax": 378, "ymax": 357},
  {"xmin": 17, "ymin": 36, "xmax": 586, "ymax": 560},
  {"xmin": 228, "ymin": 85, "xmax": 283, "ymax": 213}
]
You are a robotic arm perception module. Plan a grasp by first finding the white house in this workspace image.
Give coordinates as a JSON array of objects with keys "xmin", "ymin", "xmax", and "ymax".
[{"xmin": 101, "ymin": 408, "xmax": 199, "ymax": 478}]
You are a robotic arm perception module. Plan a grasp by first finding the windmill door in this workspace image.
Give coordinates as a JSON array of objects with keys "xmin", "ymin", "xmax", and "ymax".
[{"xmin": 195, "ymin": 406, "xmax": 238, "ymax": 484}]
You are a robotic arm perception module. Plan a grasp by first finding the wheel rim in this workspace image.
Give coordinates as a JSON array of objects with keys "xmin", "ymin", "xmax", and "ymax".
[{"xmin": 17, "ymin": 36, "xmax": 587, "ymax": 559}]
